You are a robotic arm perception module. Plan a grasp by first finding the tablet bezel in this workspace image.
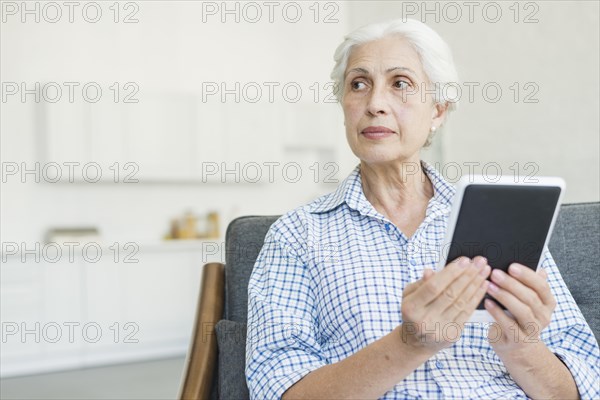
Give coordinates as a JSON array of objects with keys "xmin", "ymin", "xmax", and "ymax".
[{"xmin": 436, "ymin": 175, "xmax": 566, "ymax": 323}]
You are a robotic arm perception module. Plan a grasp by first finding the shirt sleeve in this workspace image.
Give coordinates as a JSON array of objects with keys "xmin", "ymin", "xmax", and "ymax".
[
  {"xmin": 245, "ymin": 212, "xmax": 328, "ymax": 399},
  {"xmin": 538, "ymin": 248, "xmax": 600, "ymax": 399}
]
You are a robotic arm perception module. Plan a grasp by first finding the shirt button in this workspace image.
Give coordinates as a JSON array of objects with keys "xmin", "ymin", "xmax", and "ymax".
[
  {"xmin": 410, "ymin": 259, "xmax": 417, "ymax": 266},
  {"xmin": 384, "ymin": 223, "xmax": 390, "ymax": 231},
  {"xmin": 435, "ymin": 360, "xmax": 444, "ymax": 369}
]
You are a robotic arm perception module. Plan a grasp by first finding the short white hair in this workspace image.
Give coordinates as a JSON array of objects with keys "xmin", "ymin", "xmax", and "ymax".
[{"xmin": 330, "ymin": 18, "xmax": 460, "ymax": 116}]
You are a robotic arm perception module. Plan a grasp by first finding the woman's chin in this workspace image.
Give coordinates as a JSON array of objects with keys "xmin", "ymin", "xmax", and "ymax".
[{"xmin": 357, "ymin": 153, "xmax": 406, "ymax": 165}]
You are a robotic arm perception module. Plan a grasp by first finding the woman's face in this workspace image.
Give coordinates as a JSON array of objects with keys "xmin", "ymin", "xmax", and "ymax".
[{"xmin": 342, "ymin": 35, "xmax": 446, "ymax": 166}]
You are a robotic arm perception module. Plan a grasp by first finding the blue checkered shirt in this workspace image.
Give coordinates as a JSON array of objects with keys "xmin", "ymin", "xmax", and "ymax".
[{"xmin": 246, "ymin": 161, "xmax": 600, "ymax": 399}]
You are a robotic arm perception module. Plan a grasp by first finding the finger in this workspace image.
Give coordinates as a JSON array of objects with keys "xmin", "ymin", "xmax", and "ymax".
[
  {"xmin": 484, "ymin": 298, "xmax": 518, "ymax": 334},
  {"xmin": 404, "ymin": 268, "xmax": 435, "ymax": 297},
  {"xmin": 412, "ymin": 257, "xmax": 474, "ymax": 307},
  {"xmin": 490, "ymin": 268, "xmax": 546, "ymax": 313},
  {"xmin": 423, "ymin": 268, "xmax": 434, "ymax": 280},
  {"xmin": 432, "ymin": 260, "xmax": 489, "ymax": 318},
  {"xmin": 487, "ymin": 275, "xmax": 543, "ymax": 330},
  {"xmin": 536, "ymin": 267, "xmax": 555, "ymax": 306},
  {"xmin": 445, "ymin": 263, "xmax": 490, "ymax": 316},
  {"xmin": 454, "ymin": 277, "xmax": 490, "ymax": 326},
  {"xmin": 507, "ymin": 263, "xmax": 555, "ymax": 307},
  {"xmin": 403, "ymin": 281, "xmax": 420, "ymax": 297}
]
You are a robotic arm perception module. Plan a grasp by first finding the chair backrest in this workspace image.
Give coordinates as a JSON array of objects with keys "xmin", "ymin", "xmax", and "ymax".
[
  {"xmin": 224, "ymin": 215, "xmax": 280, "ymax": 322},
  {"xmin": 547, "ymin": 202, "xmax": 599, "ymax": 340},
  {"xmin": 223, "ymin": 203, "xmax": 600, "ymax": 339}
]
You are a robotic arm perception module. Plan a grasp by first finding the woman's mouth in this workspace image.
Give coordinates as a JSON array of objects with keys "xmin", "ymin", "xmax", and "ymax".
[{"xmin": 361, "ymin": 126, "xmax": 395, "ymax": 139}]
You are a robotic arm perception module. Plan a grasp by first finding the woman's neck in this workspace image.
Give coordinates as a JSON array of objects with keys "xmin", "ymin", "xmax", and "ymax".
[{"xmin": 359, "ymin": 160, "xmax": 434, "ymax": 230}]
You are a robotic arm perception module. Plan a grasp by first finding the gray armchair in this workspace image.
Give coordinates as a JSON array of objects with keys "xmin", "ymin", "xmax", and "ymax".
[{"xmin": 179, "ymin": 203, "xmax": 600, "ymax": 399}]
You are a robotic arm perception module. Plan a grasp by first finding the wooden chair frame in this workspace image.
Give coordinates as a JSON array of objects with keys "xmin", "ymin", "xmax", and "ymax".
[{"xmin": 179, "ymin": 263, "xmax": 225, "ymax": 400}]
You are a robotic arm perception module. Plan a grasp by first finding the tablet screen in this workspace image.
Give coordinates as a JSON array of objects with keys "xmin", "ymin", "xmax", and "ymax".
[{"xmin": 445, "ymin": 184, "xmax": 562, "ymax": 309}]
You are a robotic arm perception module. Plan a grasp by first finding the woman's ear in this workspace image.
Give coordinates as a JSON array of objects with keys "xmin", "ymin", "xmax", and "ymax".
[{"xmin": 431, "ymin": 102, "xmax": 449, "ymax": 128}]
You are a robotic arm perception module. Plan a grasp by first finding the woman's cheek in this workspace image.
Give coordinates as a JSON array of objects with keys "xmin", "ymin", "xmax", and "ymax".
[
  {"xmin": 343, "ymin": 103, "xmax": 362, "ymax": 127},
  {"xmin": 391, "ymin": 107, "xmax": 408, "ymax": 125}
]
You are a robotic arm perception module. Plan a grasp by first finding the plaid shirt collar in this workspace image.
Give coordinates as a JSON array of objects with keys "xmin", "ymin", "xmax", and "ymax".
[{"xmin": 309, "ymin": 160, "xmax": 456, "ymax": 219}]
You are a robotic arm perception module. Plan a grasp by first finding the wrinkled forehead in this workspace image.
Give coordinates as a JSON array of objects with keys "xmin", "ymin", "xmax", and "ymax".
[{"xmin": 344, "ymin": 35, "xmax": 427, "ymax": 81}]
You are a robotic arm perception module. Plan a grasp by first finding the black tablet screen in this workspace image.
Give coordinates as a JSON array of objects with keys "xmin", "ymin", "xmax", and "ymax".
[{"xmin": 445, "ymin": 184, "xmax": 562, "ymax": 309}]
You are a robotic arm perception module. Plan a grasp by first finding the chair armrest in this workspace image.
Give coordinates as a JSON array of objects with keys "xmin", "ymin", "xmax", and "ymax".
[{"xmin": 179, "ymin": 262, "xmax": 225, "ymax": 400}]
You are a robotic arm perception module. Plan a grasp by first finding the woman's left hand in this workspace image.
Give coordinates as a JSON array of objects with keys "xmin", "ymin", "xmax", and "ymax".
[{"xmin": 484, "ymin": 263, "xmax": 557, "ymax": 354}]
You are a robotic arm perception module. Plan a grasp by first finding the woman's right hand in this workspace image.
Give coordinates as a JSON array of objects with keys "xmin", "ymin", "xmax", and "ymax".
[{"xmin": 399, "ymin": 256, "xmax": 491, "ymax": 355}]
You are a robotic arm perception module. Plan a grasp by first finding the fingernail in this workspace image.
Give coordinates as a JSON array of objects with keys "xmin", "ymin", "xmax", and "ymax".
[
  {"xmin": 485, "ymin": 299, "xmax": 496, "ymax": 308},
  {"xmin": 492, "ymin": 269, "xmax": 504, "ymax": 282},
  {"xmin": 480, "ymin": 264, "xmax": 491, "ymax": 276},
  {"xmin": 475, "ymin": 257, "xmax": 487, "ymax": 268},
  {"xmin": 509, "ymin": 263, "xmax": 521, "ymax": 276},
  {"xmin": 459, "ymin": 257, "xmax": 470, "ymax": 268},
  {"xmin": 488, "ymin": 282, "xmax": 499, "ymax": 293}
]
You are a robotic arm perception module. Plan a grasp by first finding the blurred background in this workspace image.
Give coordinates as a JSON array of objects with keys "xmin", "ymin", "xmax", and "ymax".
[{"xmin": 1, "ymin": 1, "xmax": 598, "ymax": 398}]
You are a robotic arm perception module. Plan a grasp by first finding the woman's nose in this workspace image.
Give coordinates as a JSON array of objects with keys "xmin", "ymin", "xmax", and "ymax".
[{"xmin": 366, "ymin": 85, "xmax": 390, "ymax": 116}]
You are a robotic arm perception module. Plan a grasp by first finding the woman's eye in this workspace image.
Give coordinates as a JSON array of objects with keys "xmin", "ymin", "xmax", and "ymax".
[
  {"xmin": 394, "ymin": 80, "xmax": 410, "ymax": 89},
  {"xmin": 351, "ymin": 81, "xmax": 366, "ymax": 90}
]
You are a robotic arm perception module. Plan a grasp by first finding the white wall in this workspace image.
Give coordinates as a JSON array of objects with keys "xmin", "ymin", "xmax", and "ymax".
[
  {"xmin": 1, "ymin": 0, "xmax": 598, "ymax": 246},
  {"xmin": 345, "ymin": 1, "xmax": 600, "ymax": 202},
  {"xmin": 0, "ymin": 2, "xmax": 353, "ymax": 245},
  {"xmin": 1, "ymin": 2, "xmax": 356, "ymax": 375}
]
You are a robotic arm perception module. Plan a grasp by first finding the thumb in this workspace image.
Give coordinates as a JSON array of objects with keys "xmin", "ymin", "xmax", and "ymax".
[
  {"xmin": 423, "ymin": 268, "xmax": 434, "ymax": 280},
  {"xmin": 404, "ymin": 268, "xmax": 434, "ymax": 296}
]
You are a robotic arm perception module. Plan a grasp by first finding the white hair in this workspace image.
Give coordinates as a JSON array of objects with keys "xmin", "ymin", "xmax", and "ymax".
[{"xmin": 330, "ymin": 19, "xmax": 460, "ymax": 144}]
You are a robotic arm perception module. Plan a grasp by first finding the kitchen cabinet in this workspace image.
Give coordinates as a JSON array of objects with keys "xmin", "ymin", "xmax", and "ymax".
[{"xmin": 0, "ymin": 241, "xmax": 214, "ymax": 377}]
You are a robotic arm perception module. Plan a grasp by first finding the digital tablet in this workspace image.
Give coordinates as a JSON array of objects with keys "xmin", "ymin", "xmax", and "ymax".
[{"xmin": 437, "ymin": 175, "xmax": 565, "ymax": 323}]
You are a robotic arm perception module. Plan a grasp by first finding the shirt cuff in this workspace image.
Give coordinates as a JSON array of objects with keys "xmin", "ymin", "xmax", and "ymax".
[
  {"xmin": 277, "ymin": 361, "xmax": 328, "ymax": 399},
  {"xmin": 553, "ymin": 349, "xmax": 600, "ymax": 399}
]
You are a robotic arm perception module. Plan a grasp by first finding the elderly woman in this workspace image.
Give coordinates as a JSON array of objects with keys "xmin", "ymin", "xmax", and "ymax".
[{"xmin": 245, "ymin": 19, "xmax": 599, "ymax": 399}]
